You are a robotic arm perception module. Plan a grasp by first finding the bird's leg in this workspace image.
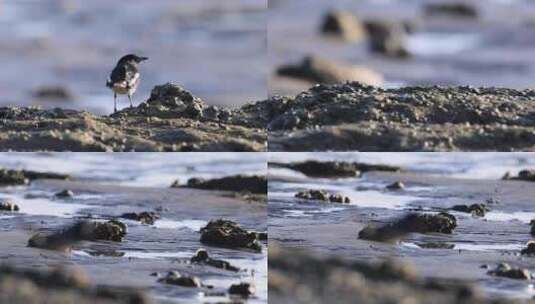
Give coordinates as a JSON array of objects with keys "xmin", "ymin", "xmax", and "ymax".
[
  {"xmin": 128, "ymin": 94, "xmax": 133, "ymax": 108},
  {"xmin": 114, "ymin": 93, "xmax": 117, "ymax": 113}
]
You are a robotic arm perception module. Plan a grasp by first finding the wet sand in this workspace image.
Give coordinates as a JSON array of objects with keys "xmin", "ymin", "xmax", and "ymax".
[
  {"xmin": 269, "ymin": 165, "xmax": 535, "ymax": 300},
  {"xmin": 0, "ymin": 179, "xmax": 267, "ymax": 303}
]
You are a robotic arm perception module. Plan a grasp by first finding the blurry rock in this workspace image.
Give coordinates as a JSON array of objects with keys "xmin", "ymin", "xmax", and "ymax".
[
  {"xmin": 157, "ymin": 271, "xmax": 202, "ymax": 287},
  {"xmin": 0, "ymin": 168, "xmax": 28, "ymax": 186},
  {"xmin": 416, "ymin": 242, "xmax": 454, "ymax": 249},
  {"xmin": 295, "ymin": 189, "xmax": 350, "ymax": 203},
  {"xmin": 509, "ymin": 169, "xmax": 535, "ymax": 182},
  {"xmin": 0, "ymin": 200, "xmax": 19, "ymax": 212},
  {"xmin": 521, "ymin": 241, "xmax": 535, "ymax": 255},
  {"xmin": 450, "ymin": 203, "xmax": 488, "ymax": 217},
  {"xmin": 256, "ymin": 231, "xmax": 268, "ymax": 241},
  {"xmin": 228, "ymin": 283, "xmax": 255, "ymax": 297},
  {"xmin": 487, "ymin": 263, "xmax": 531, "ymax": 280},
  {"xmin": 121, "ymin": 211, "xmax": 159, "ymax": 225},
  {"xmin": 190, "ymin": 249, "xmax": 240, "ymax": 272},
  {"xmin": 28, "ymin": 220, "xmax": 128, "ymax": 252},
  {"xmin": 320, "ymin": 10, "xmax": 366, "ymax": 42},
  {"xmin": 364, "ymin": 21, "xmax": 410, "ymax": 58},
  {"xmin": 277, "ymin": 56, "xmax": 383, "ymax": 86},
  {"xmin": 424, "ymin": 3, "xmax": 478, "ymax": 19},
  {"xmin": 359, "ymin": 212, "xmax": 457, "ymax": 242},
  {"xmin": 386, "ymin": 181, "xmax": 405, "ymax": 190},
  {"xmin": 200, "ymin": 219, "xmax": 262, "ymax": 252},
  {"xmin": 179, "ymin": 175, "xmax": 267, "ymax": 194},
  {"xmin": 272, "ymin": 160, "xmax": 400, "ymax": 178},
  {"xmin": 33, "ymin": 86, "xmax": 74, "ymax": 101},
  {"xmin": 21, "ymin": 170, "xmax": 70, "ymax": 181},
  {"xmin": 530, "ymin": 220, "xmax": 535, "ymax": 236},
  {"xmin": 55, "ymin": 189, "xmax": 74, "ymax": 198}
]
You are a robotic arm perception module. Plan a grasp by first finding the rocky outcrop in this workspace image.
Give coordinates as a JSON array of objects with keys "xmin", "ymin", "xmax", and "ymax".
[
  {"xmin": 157, "ymin": 271, "xmax": 202, "ymax": 287},
  {"xmin": 178, "ymin": 175, "xmax": 267, "ymax": 194},
  {"xmin": 0, "ymin": 168, "xmax": 70, "ymax": 186},
  {"xmin": 200, "ymin": 219, "xmax": 262, "ymax": 252},
  {"xmin": 271, "ymin": 160, "xmax": 400, "ymax": 178},
  {"xmin": 487, "ymin": 263, "xmax": 531, "ymax": 280},
  {"xmin": 121, "ymin": 212, "xmax": 159, "ymax": 225},
  {"xmin": 0, "ymin": 200, "xmax": 20, "ymax": 212},
  {"xmin": 320, "ymin": 11, "xmax": 366, "ymax": 42},
  {"xmin": 295, "ymin": 189, "xmax": 350, "ymax": 204},
  {"xmin": 190, "ymin": 249, "xmax": 240, "ymax": 272},
  {"xmin": 450, "ymin": 204, "xmax": 489, "ymax": 217}
]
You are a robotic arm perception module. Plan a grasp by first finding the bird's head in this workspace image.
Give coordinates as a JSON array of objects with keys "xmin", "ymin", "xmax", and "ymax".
[{"xmin": 118, "ymin": 54, "xmax": 149, "ymax": 65}]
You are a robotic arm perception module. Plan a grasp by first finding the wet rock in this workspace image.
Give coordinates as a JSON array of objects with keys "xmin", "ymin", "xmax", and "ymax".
[
  {"xmin": 450, "ymin": 203, "xmax": 489, "ymax": 217},
  {"xmin": 272, "ymin": 160, "xmax": 400, "ymax": 178},
  {"xmin": 33, "ymin": 86, "xmax": 74, "ymax": 101},
  {"xmin": 487, "ymin": 263, "xmax": 531, "ymax": 280},
  {"xmin": 416, "ymin": 242, "xmax": 455, "ymax": 249},
  {"xmin": 509, "ymin": 169, "xmax": 535, "ymax": 182},
  {"xmin": 364, "ymin": 21, "xmax": 410, "ymax": 58},
  {"xmin": 180, "ymin": 175, "xmax": 267, "ymax": 195},
  {"xmin": 200, "ymin": 219, "xmax": 262, "ymax": 252},
  {"xmin": 256, "ymin": 232, "xmax": 268, "ymax": 241},
  {"xmin": 0, "ymin": 200, "xmax": 19, "ymax": 212},
  {"xmin": 276, "ymin": 56, "xmax": 383, "ymax": 86},
  {"xmin": 22, "ymin": 170, "xmax": 71, "ymax": 181},
  {"xmin": 359, "ymin": 212, "xmax": 457, "ymax": 242},
  {"xmin": 320, "ymin": 10, "xmax": 366, "ymax": 42},
  {"xmin": 424, "ymin": 3, "xmax": 478, "ymax": 19},
  {"xmin": 157, "ymin": 271, "xmax": 202, "ymax": 287},
  {"xmin": 386, "ymin": 181, "xmax": 405, "ymax": 190},
  {"xmin": 228, "ymin": 283, "xmax": 255, "ymax": 298},
  {"xmin": 55, "ymin": 189, "xmax": 74, "ymax": 198},
  {"xmin": 28, "ymin": 220, "xmax": 128, "ymax": 251},
  {"xmin": 521, "ymin": 241, "xmax": 535, "ymax": 255},
  {"xmin": 121, "ymin": 211, "xmax": 159, "ymax": 225},
  {"xmin": 0, "ymin": 168, "xmax": 28, "ymax": 185},
  {"xmin": 295, "ymin": 189, "xmax": 350, "ymax": 203},
  {"xmin": 190, "ymin": 249, "xmax": 240, "ymax": 272}
]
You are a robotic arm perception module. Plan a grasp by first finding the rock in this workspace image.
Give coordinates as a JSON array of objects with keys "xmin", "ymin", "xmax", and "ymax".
[
  {"xmin": 364, "ymin": 21, "xmax": 410, "ymax": 58},
  {"xmin": 530, "ymin": 220, "xmax": 535, "ymax": 236},
  {"xmin": 320, "ymin": 10, "xmax": 366, "ymax": 42},
  {"xmin": 521, "ymin": 241, "xmax": 535, "ymax": 255},
  {"xmin": 276, "ymin": 56, "xmax": 383, "ymax": 86},
  {"xmin": 55, "ymin": 189, "xmax": 74, "ymax": 198},
  {"xmin": 33, "ymin": 86, "xmax": 74, "ymax": 101},
  {"xmin": 272, "ymin": 160, "xmax": 400, "ymax": 178},
  {"xmin": 415, "ymin": 242, "xmax": 454, "ymax": 249},
  {"xmin": 190, "ymin": 249, "xmax": 240, "ymax": 272},
  {"xmin": 143, "ymin": 83, "xmax": 205, "ymax": 119},
  {"xmin": 157, "ymin": 271, "xmax": 202, "ymax": 287},
  {"xmin": 0, "ymin": 169, "xmax": 28, "ymax": 185},
  {"xmin": 358, "ymin": 212, "xmax": 457, "ymax": 242},
  {"xmin": 28, "ymin": 220, "xmax": 128, "ymax": 251},
  {"xmin": 295, "ymin": 189, "xmax": 350, "ymax": 203},
  {"xmin": 386, "ymin": 181, "xmax": 405, "ymax": 190},
  {"xmin": 200, "ymin": 219, "xmax": 262, "ymax": 252},
  {"xmin": 509, "ymin": 170, "xmax": 535, "ymax": 182},
  {"xmin": 228, "ymin": 283, "xmax": 255, "ymax": 297},
  {"xmin": 180, "ymin": 175, "xmax": 267, "ymax": 194},
  {"xmin": 450, "ymin": 203, "xmax": 488, "ymax": 217},
  {"xmin": 487, "ymin": 263, "xmax": 531, "ymax": 280},
  {"xmin": 424, "ymin": 3, "xmax": 478, "ymax": 19},
  {"xmin": 256, "ymin": 232, "xmax": 268, "ymax": 241},
  {"xmin": 121, "ymin": 211, "xmax": 159, "ymax": 225},
  {"xmin": 0, "ymin": 200, "xmax": 19, "ymax": 212}
]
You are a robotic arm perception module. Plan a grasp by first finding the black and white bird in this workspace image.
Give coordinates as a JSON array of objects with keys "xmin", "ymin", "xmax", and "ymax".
[{"xmin": 106, "ymin": 54, "xmax": 148, "ymax": 113}]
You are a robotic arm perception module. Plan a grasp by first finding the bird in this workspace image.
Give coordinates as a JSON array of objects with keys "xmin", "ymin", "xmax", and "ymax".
[{"xmin": 106, "ymin": 54, "xmax": 148, "ymax": 113}]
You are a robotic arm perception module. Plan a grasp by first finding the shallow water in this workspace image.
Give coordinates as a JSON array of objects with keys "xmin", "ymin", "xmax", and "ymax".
[{"xmin": 0, "ymin": 0, "xmax": 267, "ymax": 114}]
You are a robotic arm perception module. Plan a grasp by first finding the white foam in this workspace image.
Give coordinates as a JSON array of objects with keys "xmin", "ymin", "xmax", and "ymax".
[{"xmin": 153, "ymin": 219, "xmax": 207, "ymax": 231}]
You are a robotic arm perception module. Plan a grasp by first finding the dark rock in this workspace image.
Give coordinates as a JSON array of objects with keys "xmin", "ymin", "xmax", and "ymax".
[
  {"xmin": 424, "ymin": 3, "xmax": 478, "ymax": 19},
  {"xmin": 416, "ymin": 242, "xmax": 455, "ymax": 249},
  {"xmin": 320, "ymin": 10, "xmax": 366, "ymax": 42},
  {"xmin": 487, "ymin": 263, "xmax": 531, "ymax": 280},
  {"xmin": 450, "ymin": 203, "xmax": 489, "ymax": 217},
  {"xmin": 21, "ymin": 170, "xmax": 71, "ymax": 181},
  {"xmin": 521, "ymin": 241, "xmax": 535, "ymax": 255},
  {"xmin": 510, "ymin": 170, "xmax": 535, "ymax": 182},
  {"xmin": 256, "ymin": 232, "xmax": 268, "ymax": 241},
  {"xmin": 530, "ymin": 220, "xmax": 535, "ymax": 236},
  {"xmin": 359, "ymin": 212, "xmax": 457, "ymax": 242},
  {"xmin": 33, "ymin": 86, "xmax": 74, "ymax": 101},
  {"xmin": 228, "ymin": 283, "xmax": 255, "ymax": 297},
  {"xmin": 386, "ymin": 181, "xmax": 405, "ymax": 190},
  {"xmin": 364, "ymin": 21, "xmax": 410, "ymax": 58},
  {"xmin": 92, "ymin": 220, "xmax": 127, "ymax": 242},
  {"xmin": 276, "ymin": 56, "xmax": 383, "ymax": 86},
  {"xmin": 121, "ymin": 211, "xmax": 159, "ymax": 225},
  {"xmin": 190, "ymin": 249, "xmax": 240, "ymax": 272},
  {"xmin": 55, "ymin": 189, "xmax": 74, "ymax": 198},
  {"xmin": 295, "ymin": 189, "xmax": 350, "ymax": 203},
  {"xmin": 0, "ymin": 200, "xmax": 19, "ymax": 212},
  {"xmin": 272, "ymin": 160, "xmax": 400, "ymax": 178},
  {"xmin": 0, "ymin": 168, "xmax": 28, "ymax": 185},
  {"xmin": 180, "ymin": 175, "xmax": 267, "ymax": 194},
  {"xmin": 144, "ymin": 83, "xmax": 205, "ymax": 119},
  {"xmin": 157, "ymin": 271, "xmax": 202, "ymax": 287},
  {"xmin": 200, "ymin": 219, "xmax": 262, "ymax": 253}
]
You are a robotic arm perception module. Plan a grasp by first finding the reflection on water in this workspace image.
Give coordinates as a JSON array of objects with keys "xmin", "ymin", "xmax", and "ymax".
[{"xmin": 0, "ymin": 0, "xmax": 267, "ymax": 114}]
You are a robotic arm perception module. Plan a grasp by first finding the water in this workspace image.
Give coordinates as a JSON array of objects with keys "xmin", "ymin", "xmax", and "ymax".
[{"xmin": 0, "ymin": 0, "xmax": 267, "ymax": 114}]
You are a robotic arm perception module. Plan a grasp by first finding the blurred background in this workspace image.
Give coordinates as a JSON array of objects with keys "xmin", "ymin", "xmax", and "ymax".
[
  {"xmin": 0, "ymin": 0, "xmax": 267, "ymax": 114},
  {"xmin": 269, "ymin": 0, "xmax": 535, "ymax": 96}
]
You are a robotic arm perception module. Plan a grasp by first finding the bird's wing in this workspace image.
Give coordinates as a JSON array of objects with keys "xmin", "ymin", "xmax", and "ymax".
[{"xmin": 108, "ymin": 65, "xmax": 128, "ymax": 87}]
